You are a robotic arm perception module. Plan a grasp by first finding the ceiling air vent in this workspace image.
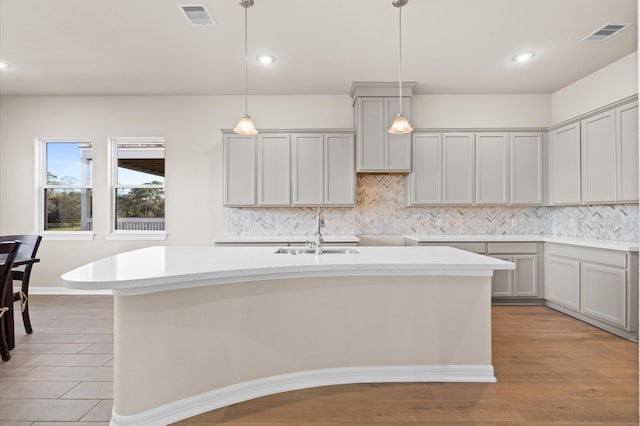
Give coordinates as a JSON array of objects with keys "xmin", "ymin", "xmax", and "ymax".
[
  {"xmin": 178, "ymin": 4, "xmax": 216, "ymax": 27},
  {"xmin": 581, "ymin": 23, "xmax": 631, "ymax": 42}
]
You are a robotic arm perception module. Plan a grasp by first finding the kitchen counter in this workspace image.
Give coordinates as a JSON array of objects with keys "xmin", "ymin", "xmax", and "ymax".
[
  {"xmin": 213, "ymin": 234, "xmax": 360, "ymax": 245},
  {"xmin": 403, "ymin": 234, "xmax": 638, "ymax": 252},
  {"xmin": 62, "ymin": 246, "xmax": 512, "ymax": 425},
  {"xmin": 61, "ymin": 245, "xmax": 513, "ymax": 295}
]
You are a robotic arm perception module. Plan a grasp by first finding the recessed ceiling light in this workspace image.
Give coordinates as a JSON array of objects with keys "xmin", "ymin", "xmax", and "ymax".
[
  {"xmin": 513, "ymin": 51, "xmax": 535, "ymax": 63},
  {"xmin": 256, "ymin": 54, "xmax": 275, "ymax": 65},
  {"xmin": 0, "ymin": 62, "xmax": 10, "ymax": 70}
]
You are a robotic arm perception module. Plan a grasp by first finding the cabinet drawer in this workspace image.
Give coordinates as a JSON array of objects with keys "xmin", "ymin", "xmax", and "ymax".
[
  {"xmin": 418, "ymin": 242, "xmax": 485, "ymax": 254},
  {"xmin": 487, "ymin": 242, "xmax": 538, "ymax": 254},
  {"xmin": 545, "ymin": 243, "xmax": 627, "ymax": 268}
]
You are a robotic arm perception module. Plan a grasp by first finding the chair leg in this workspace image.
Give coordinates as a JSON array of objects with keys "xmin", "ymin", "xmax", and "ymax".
[
  {"xmin": 0, "ymin": 310, "xmax": 11, "ymax": 361},
  {"xmin": 21, "ymin": 299, "xmax": 33, "ymax": 334}
]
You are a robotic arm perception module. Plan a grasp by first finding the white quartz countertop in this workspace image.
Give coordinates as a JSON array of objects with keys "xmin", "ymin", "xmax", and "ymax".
[
  {"xmin": 213, "ymin": 235, "xmax": 360, "ymax": 244},
  {"xmin": 403, "ymin": 234, "xmax": 639, "ymax": 252},
  {"xmin": 61, "ymin": 246, "xmax": 513, "ymax": 295}
]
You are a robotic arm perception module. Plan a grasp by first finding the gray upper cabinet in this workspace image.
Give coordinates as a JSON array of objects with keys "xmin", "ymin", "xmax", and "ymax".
[
  {"xmin": 291, "ymin": 133, "xmax": 324, "ymax": 205},
  {"xmin": 223, "ymin": 134, "xmax": 256, "ymax": 206},
  {"xmin": 475, "ymin": 133, "xmax": 509, "ymax": 205},
  {"xmin": 550, "ymin": 123, "xmax": 581, "ymax": 205},
  {"xmin": 324, "ymin": 133, "xmax": 355, "ymax": 205},
  {"xmin": 355, "ymin": 96, "xmax": 411, "ymax": 173},
  {"xmin": 406, "ymin": 132, "xmax": 442, "ymax": 205},
  {"xmin": 443, "ymin": 133, "xmax": 475, "ymax": 205},
  {"xmin": 581, "ymin": 110, "xmax": 616, "ymax": 204},
  {"xmin": 616, "ymin": 101, "xmax": 639, "ymax": 202},
  {"xmin": 257, "ymin": 134, "xmax": 291, "ymax": 206},
  {"xmin": 510, "ymin": 132, "xmax": 543, "ymax": 205}
]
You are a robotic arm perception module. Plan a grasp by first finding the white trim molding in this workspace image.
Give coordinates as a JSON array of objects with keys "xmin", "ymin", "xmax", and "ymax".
[
  {"xmin": 109, "ymin": 365, "xmax": 496, "ymax": 426},
  {"xmin": 29, "ymin": 286, "xmax": 112, "ymax": 296}
]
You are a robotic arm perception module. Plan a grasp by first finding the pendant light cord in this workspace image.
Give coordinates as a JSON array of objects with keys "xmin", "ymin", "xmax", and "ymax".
[
  {"xmin": 398, "ymin": 5, "xmax": 403, "ymax": 116},
  {"xmin": 244, "ymin": 6, "xmax": 248, "ymax": 116}
]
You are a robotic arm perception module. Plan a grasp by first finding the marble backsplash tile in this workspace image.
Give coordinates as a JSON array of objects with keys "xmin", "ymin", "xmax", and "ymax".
[{"xmin": 227, "ymin": 175, "xmax": 639, "ymax": 241}]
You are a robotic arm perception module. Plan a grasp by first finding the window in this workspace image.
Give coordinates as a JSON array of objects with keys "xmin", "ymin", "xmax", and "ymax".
[
  {"xmin": 111, "ymin": 138, "xmax": 165, "ymax": 234},
  {"xmin": 41, "ymin": 139, "xmax": 93, "ymax": 234}
]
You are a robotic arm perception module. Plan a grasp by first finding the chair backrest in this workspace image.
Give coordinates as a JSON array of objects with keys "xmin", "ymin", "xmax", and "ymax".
[
  {"xmin": 0, "ymin": 235, "xmax": 42, "ymax": 259},
  {"xmin": 0, "ymin": 241, "xmax": 21, "ymax": 303}
]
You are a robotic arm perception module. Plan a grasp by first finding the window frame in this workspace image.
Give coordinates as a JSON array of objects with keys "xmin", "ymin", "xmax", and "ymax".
[
  {"xmin": 106, "ymin": 137, "xmax": 167, "ymax": 241},
  {"xmin": 38, "ymin": 137, "xmax": 95, "ymax": 241}
]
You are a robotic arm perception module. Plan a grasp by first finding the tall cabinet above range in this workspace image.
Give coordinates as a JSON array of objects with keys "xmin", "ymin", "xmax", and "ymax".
[{"xmin": 350, "ymin": 82, "xmax": 416, "ymax": 173}]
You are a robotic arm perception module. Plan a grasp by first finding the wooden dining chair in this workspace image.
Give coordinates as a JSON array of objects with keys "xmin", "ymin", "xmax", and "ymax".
[
  {"xmin": 0, "ymin": 235, "xmax": 42, "ymax": 334},
  {"xmin": 0, "ymin": 240, "xmax": 21, "ymax": 361}
]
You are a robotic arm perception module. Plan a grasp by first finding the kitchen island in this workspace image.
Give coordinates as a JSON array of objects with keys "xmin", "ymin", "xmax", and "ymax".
[{"xmin": 62, "ymin": 246, "xmax": 513, "ymax": 426}]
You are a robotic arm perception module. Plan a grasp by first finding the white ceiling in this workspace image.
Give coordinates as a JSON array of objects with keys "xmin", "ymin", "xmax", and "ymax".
[{"xmin": 0, "ymin": 0, "xmax": 637, "ymax": 96}]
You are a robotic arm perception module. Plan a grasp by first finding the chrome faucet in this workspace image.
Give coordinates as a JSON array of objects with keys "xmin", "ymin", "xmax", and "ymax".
[{"xmin": 307, "ymin": 208, "xmax": 325, "ymax": 255}]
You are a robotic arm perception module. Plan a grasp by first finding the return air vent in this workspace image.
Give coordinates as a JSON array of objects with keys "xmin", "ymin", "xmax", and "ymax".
[
  {"xmin": 178, "ymin": 4, "xmax": 216, "ymax": 27},
  {"xmin": 581, "ymin": 23, "xmax": 631, "ymax": 42}
]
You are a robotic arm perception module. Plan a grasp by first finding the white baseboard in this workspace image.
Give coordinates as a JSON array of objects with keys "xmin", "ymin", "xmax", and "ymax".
[
  {"xmin": 28, "ymin": 286, "xmax": 112, "ymax": 296},
  {"xmin": 109, "ymin": 365, "xmax": 496, "ymax": 426}
]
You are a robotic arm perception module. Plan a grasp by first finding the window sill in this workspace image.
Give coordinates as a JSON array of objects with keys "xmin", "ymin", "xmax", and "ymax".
[
  {"xmin": 104, "ymin": 232, "xmax": 168, "ymax": 241},
  {"xmin": 42, "ymin": 232, "xmax": 95, "ymax": 241}
]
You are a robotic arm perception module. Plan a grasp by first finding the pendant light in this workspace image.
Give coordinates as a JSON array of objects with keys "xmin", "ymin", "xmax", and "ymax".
[
  {"xmin": 388, "ymin": 0, "xmax": 413, "ymax": 134},
  {"xmin": 233, "ymin": 0, "xmax": 258, "ymax": 135}
]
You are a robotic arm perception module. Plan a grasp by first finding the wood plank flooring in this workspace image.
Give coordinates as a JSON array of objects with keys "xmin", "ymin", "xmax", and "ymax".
[{"xmin": 0, "ymin": 296, "xmax": 637, "ymax": 425}]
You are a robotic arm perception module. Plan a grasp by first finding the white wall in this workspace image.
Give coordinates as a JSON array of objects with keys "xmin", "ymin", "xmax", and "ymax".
[
  {"xmin": 412, "ymin": 94, "xmax": 551, "ymax": 128},
  {"xmin": 0, "ymin": 95, "xmax": 353, "ymax": 286},
  {"xmin": 551, "ymin": 51, "xmax": 639, "ymax": 125}
]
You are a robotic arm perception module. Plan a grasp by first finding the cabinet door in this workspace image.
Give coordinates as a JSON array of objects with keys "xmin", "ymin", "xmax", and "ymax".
[
  {"xmin": 407, "ymin": 132, "xmax": 442, "ymax": 205},
  {"xmin": 581, "ymin": 110, "xmax": 616, "ymax": 203},
  {"xmin": 491, "ymin": 255, "xmax": 513, "ymax": 297},
  {"xmin": 258, "ymin": 134, "xmax": 291, "ymax": 206},
  {"xmin": 616, "ymin": 102, "xmax": 639, "ymax": 202},
  {"xmin": 580, "ymin": 262, "xmax": 627, "ymax": 327},
  {"xmin": 223, "ymin": 134, "xmax": 256, "ymax": 206},
  {"xmin": 356, "ymin": 97, "xmax": 384, "ymax": 171},
  {"xmin": 475, "ymin": 133, "xmax": 509, "ymax": 205},
  {"xmin": 384, "ymin": 97, "xmax": 412, "ymax": 171},
  {"xmin": 550, "ymin": 123, "xmax": 581, "ymax": 204},
  {"xmin": 291, "ymin": 133, "xmax": 324, "ymax": 206},
  {"xmin": 545, "ymin": 256, "xmax": 580, "ymax": 310},
  {"xmin": 325, "ymin": 134, "xmax": 355, "ymax": 205},
  {"xmin": 443, "ymin": 133, "xmax": 475, "ymax": 205},
  {"xmin": 513, "ymin": 255, "xmax": 538, "ymax": 297},
  {"xmin": 510, "ymin": 133, "xmax": 542, "ymax": 205}
]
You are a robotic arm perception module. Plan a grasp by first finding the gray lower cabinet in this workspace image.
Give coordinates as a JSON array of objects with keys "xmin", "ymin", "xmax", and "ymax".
[
  {"xmin": 487, "ymin": 242, "xmax": 540, "ymax": 298},
  {"xmin": 545, "ymin": 256, "xmax": 581, "ymax": 310},
  {"xmin": 544, "ymin": 243, "xmax": 639, "ymax": 341}
]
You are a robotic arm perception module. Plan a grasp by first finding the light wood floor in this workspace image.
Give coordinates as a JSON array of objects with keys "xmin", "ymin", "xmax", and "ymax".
[{"xmin": 0, "ymin": 296, "xmax": 637, "ymax": 425}]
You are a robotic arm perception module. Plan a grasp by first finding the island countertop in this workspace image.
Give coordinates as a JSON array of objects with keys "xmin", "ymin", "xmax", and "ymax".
[{"xmin": 61, "ymin": 245, "xmax": 514, "ymax": 295}]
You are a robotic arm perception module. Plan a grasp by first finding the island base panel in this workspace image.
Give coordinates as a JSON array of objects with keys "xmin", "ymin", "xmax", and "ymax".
[{"xmin": 113, "ymin": 275, "xmax": 493, "ymax": 423}]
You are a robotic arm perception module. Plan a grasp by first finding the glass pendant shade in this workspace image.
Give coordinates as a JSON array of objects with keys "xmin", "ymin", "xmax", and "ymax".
[
  {"xmin": 388, "ymin": 114, "xmax": 413, "ymax": 134},
  {"xmin": 233, "ymin": 115, "xmax": 258, "ymax": 135}
]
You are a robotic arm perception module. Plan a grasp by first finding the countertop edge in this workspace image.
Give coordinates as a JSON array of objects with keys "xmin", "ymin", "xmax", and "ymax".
[{"xmin": 402, "ymin": 234, "xmax": 639, "ymax": 252}]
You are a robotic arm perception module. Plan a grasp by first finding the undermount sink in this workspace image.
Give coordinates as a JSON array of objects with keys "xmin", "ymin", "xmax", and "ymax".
[{"xmin": 274, "ymin": 247, "xmax": 359, "ymax": 255}]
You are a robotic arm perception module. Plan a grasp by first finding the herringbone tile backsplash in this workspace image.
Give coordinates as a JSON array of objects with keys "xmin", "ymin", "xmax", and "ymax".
[{"xmin": 228, "ymin": 175, "xmax": 638, "ymax": 241}]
